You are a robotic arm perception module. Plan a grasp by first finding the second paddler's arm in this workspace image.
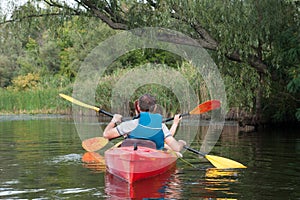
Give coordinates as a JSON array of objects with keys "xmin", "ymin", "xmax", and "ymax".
[
  {"xmin": 169, "ymin": 114, "xmax": 182, "ymax": 136},
  {"xmin": 165, "ymin": 136, "xmax": 186, "ymax": 152}
]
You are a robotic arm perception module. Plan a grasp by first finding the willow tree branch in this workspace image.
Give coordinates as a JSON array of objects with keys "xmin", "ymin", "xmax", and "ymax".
[
  {"xmin": 167, "ymin": 4, "xmax": 268, "ymax": 74},
  {"xmin": 190, "ymin": 22, "xmax": 218, "ymax": 50},
  {"xmin": 43, "ymin": 0, "xmax": 82, "ymax": 15},
  {"xmin": 80, "ymin": 0, "xmax": 127, "ymax": 30},
  {"xmin": 0, "ymin": 13, "xmax": 76, "ymax": 25}
]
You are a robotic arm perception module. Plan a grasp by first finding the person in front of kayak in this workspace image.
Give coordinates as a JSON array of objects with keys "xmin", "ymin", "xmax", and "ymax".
[{"xmin": 103, "ymin": 93, "xmax": 186, "ymax": 152}]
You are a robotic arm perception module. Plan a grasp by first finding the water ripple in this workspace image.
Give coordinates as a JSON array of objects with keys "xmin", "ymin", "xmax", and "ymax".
[
  {"xmin": 48, "ymin": 153, "xmax": 82, "ymax": 164},
  {"xmin": 0, "ymin": 188, "xmax": 45, "ymax": 197},
  {"xmin": 55, "ymin": 188, "xmax": 94, "ymax": 195}
]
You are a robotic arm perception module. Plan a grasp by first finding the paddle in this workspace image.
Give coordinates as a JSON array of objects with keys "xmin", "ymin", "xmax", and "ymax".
[
  {"xmin": 81, "ymin": 138, "xmax": 247, "ymax": 168},
  {"xmin": 59, "ymin": 93, "xmax": 113, "ymax": 117},
  {"xmin": 82, "ymin": 137, "xmax": 109, "ymax": 152},
  {"xmin": 184, "ymin": 146, "xmax": 247, "ymax": 169},
  {"xmin": 163, "ymin": 100, "xmax": 221, "ymax": 122},
  {"xmin": 81, "ymin": 137, "xmax": 123, "ymax": 152}
]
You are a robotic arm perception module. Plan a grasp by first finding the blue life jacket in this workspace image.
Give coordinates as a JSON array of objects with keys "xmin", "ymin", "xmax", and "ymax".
[{"xmin": 128, "ymin": 112, "xmax": 164, "ymax": 150}]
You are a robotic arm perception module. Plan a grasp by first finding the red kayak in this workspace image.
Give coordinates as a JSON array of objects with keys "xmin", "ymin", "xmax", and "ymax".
[{"xmin": 104, "ymin": 144, "xmax": 177, "ymax": 183}]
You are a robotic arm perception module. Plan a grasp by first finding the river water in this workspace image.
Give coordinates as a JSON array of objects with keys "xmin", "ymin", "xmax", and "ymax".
[{"xmin": 0, "ymin": 115, "xmax": 299, "ymax": 199}]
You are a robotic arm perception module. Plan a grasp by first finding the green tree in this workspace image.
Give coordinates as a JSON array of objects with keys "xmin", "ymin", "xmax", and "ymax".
[
  {"xmin": 1, "ymin": 2, "xmax": 115, "ymax": 81},
  {"xmin": 1, "ymin": 0, "xmax": 299, "ymax": 123},
  {"xmin": 0, "ymin": 21, "xmax": 23, "ymax": 86}
]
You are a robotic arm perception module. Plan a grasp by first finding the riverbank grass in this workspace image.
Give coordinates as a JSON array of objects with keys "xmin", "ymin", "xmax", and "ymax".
[{"xmin": 0, "ymin": 89, "xmax": 69, "ymax": 114}]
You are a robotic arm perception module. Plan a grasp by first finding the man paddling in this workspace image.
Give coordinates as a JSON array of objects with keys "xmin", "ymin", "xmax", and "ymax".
[{"xmin": 103, "ymin": 94, "xmax": 186, "ymax": 152}]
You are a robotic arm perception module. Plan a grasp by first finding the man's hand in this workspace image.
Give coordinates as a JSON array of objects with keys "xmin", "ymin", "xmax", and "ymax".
[
  {"xmin": 103, "ymin": 114, "xmax": 123, "ymax": 139},
  {"xmin": 111, "ymin": 114, "xmax": 122, "ymax": 123}
]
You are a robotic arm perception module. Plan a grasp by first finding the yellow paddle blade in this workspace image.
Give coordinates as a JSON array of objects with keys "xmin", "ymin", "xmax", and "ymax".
[
  {"xmin": 59, "ymin": 93, "xmax": 100, "ymax": 112},
  {"xmin": 205, "ymin": 155, "xmax": 247, "ymax": 169},
  {"xmin": 82, "ymin": 137, "xmax": 109, "ymax": 152}
]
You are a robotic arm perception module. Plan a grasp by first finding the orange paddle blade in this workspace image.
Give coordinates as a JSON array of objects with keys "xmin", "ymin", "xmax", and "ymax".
[
  {"xmin": 189, "ymin": 100, "xmax": 221, "ymax": 115},
  {"xmin": 82, "ymin": 137, "xmax": 108, "ymax": 152}
]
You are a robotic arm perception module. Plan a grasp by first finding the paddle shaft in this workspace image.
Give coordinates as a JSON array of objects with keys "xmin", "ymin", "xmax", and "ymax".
[
  {"xmin": 184, "ymin": 146, "xmax": 205, "ymax": 157},
  {"xmin": 163, "ymin": 113, "xmax": 189, "ymax": 123},
  {"xmin": 101, "ymin": 100, "xmax": 219, "ymax": 122},
  {"xmin": 60, "ymin": 94, "xmax": 219, "ymax": 123},
  {"xmin": 99, "ymin": 109, "xmax": 114, "ymax": 118},
  {"xmin": 101, "ymin": 111, "xmax": 187, "ymax": 123},
  {"xmin": 163, "ymin": 100, "xmax": 221, "ymax": 123}
]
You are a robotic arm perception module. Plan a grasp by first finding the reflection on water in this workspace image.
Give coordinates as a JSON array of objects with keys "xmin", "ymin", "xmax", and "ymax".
[
  {"xmin": 205, "ymin": 168, "xmax": 239, "ymax": 182},
  {"xmin": 80, "ymin": 151, "xmax": 243, "ymax": 199},
  {"xmin": 105, "ymin": 167, "xmax": 181, "ymax": 199},
  {"xmin": 82, "ymin": 152, "xmax": 106, "ymax": 172},
  {"xmin": 204, "ymin": 168, "xmax": 240, "ymax": 197},
  {"xmin": 0, "ymin": 117, "xmax": 299, "ymax": 199}
]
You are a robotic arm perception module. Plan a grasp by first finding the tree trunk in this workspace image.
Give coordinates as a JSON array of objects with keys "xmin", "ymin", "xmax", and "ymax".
[{"xmin": 253, "ymin": 72, "xmax": 264, "ymax": 130}]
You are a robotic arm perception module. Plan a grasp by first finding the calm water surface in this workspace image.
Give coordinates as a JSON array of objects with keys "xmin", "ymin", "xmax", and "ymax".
[{"xmin": 0, "ymin": 115, "xmax": 299, "ymax": 199}]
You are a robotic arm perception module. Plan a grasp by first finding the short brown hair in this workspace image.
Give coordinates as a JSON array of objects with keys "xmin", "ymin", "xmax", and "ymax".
[{"xmin": 138, "ymin": 94, "xmax": 156, "ymax": 112}]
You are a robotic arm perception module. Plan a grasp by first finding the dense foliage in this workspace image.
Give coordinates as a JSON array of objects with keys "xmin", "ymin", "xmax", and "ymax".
[{"xmin": 0, "ymin": 0, "xmax": 299, "ymax": 125}]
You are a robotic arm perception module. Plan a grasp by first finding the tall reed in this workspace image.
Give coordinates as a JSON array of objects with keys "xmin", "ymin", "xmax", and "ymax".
[{"xmin": 0, "ymin": 89, "xmax": 69, "ymax": 114}]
